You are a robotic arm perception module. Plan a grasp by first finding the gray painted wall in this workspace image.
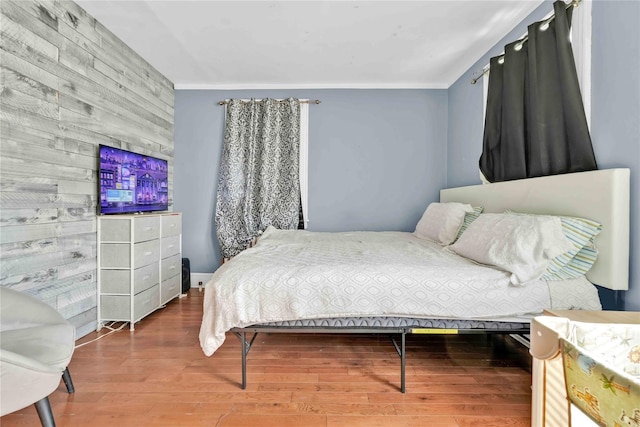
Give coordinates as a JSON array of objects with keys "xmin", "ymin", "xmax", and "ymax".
[
  {"xmin": 174, "ymin": 89, "xmax": 448, "ymax": 273},
  {"xmin": 0, "ymin": 0, "xmax": 174, "ymax": 337},
  {"xmin": 590, "ymin": 1, "xmax": 640, "ymax": 311},
  {"xmin": 447, "ymin": 1, "xmax": 640, "ymax": 310}
]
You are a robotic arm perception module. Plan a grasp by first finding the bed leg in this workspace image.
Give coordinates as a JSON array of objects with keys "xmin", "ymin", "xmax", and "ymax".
[
  {"xmin": 241, "ymin": 332, "xmax": 247, "ymax": 390},
  {"xmin": 401, "ymin": 331, "xmax": 406, "ymax": 393}
]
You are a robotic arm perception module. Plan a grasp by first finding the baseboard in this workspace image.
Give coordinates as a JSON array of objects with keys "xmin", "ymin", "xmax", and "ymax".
[{"xmin": 191, "ymin": 273, "xmax": 213, "ymax": 291}]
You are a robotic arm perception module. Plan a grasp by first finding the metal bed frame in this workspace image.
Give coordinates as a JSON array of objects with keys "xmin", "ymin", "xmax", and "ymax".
[{"xmin": 231, "ymin": 322, "xmax": 531, "ymax": 393}]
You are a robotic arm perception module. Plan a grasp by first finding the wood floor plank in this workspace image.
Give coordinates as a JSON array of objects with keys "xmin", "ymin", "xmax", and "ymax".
[
  {"xmin": 327, "ymin": 415, "xmax": 459, "ymax": 427},
  {"xmin": 219, "ymin": 414, "xmax": 327, "ymax": 427},
  {"xmin": 291, "ymin": 391, "xmax": 370, "ymax": 404},
  {"xmin": 318, "ymin": 373, "xmax": 479, "ymax": 384},
  {"xmin": 394, "ymin": 403, "xmax": 531, "ymax": 416},
  {"xmin": 230, "ymin": 402, "xmax": 397, "ymax": 416},
  {"xmin": 454, "ymin": 416, "xmax": 531, "ymax": 427},
  {"xmin": 0, "ymin": 289, "xmax": 534, "ymax": 427}
]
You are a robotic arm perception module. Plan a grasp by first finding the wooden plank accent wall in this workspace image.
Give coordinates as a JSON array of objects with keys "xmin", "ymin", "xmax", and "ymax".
[{"xmin": 0, "ymin": 0, "xmax": 175, "ymax": 337}]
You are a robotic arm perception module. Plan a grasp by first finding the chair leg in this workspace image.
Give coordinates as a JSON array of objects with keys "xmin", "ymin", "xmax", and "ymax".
[
  {"xmin": 62, "ymin": 367, "xmax": 75, "ymax": 394},
  {"xmin": 34, "ymin": 397, "xmax": 56, "ymax": 427}
]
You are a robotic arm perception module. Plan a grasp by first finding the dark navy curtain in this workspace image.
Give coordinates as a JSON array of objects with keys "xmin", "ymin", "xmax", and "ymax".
[{"xmin": 480, "ymin": 1, "xmax": 597, "ymax": 183}]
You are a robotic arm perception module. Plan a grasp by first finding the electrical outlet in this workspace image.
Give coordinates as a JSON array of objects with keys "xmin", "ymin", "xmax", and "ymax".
[{"xmin": 198, "ymin": 281, "xmax": 203, "ymax": 292}]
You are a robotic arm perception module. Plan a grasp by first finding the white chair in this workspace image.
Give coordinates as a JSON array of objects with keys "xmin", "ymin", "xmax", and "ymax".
[{"xmin": 0, "ymin": 287, "xmax": 76, "ymax": 427}]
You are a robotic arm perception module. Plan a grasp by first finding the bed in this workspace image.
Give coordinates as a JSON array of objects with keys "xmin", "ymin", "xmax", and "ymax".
[{"xmin": 199, "ymin": 168, "xmax": 630, "ymax": 392}]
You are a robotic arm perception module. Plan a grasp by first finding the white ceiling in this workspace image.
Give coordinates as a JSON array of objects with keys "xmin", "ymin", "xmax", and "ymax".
[{"xmin": 76, "ymin": 0, "xmax": 544, "ymax": 89}]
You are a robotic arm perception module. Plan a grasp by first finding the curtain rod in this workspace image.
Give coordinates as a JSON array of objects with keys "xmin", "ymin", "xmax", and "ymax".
[
  {"xmin": 470, "ymin": 0, "xmax": 581, "ymax": 85},
  {"xmin": 218, "ymin": 99, "xmax": 321, "ymax": 106}
]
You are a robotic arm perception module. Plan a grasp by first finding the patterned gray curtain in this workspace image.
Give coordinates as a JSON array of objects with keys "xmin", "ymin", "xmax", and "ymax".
[
  {"xmin": 479, "ymin": 1, "xmax": 597, "ymax": 183},
  {"xmin": 216, "ymin": 98, "xmax": 301, "ymax": 259}
]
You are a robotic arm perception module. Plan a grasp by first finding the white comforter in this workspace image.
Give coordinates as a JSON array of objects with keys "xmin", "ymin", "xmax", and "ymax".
[{"xmin": 198, "ymin": 226, "xmax": 567, "ymax": 356}]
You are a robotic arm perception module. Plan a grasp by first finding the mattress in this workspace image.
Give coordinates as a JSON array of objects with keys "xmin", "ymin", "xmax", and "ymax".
[{"xmin": 200, "ymin": 227, "xmax": 601, "ymax": 356}]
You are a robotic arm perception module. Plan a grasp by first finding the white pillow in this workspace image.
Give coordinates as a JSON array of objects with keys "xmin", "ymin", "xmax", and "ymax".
[
  {"xmin": 448, "ymin": 213, "xmax": 572, "ymax": 285},
  {"xmin": 414, "ymin": 202, "xmax": 474, "ymax": 245}
]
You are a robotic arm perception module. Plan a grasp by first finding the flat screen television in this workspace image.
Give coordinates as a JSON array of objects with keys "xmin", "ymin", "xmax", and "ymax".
[{"xmin": 98, "ymin": 145, "xmax": 169, "ymax": 215}]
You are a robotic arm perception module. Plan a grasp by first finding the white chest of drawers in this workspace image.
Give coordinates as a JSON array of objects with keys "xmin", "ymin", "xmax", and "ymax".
[{"xmin": 97, "ymin": 212, "xmax": 182, "ymax": 330}]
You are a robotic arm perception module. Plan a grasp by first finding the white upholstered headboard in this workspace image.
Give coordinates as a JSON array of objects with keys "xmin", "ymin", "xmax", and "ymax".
[{"xmin": 440, "ymin": 169, "xmax": 630, "ymax": 291}]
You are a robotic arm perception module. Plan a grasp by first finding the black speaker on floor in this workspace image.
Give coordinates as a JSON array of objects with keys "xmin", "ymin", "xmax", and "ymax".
[{"xmin": 181, "ymin": 258, "xmax": 191, "ymax": 293}]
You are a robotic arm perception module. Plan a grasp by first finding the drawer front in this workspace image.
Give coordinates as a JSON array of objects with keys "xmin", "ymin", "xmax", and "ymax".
[
  {"xmin": 133, "ymin": 285, "xmax": 160, "ymax": 320},
  {"xmin": 161, "ymin": 254, "xmax": 181, "ymax": 280},
  {"xmin": 100, "ymin": 269, "xmax": 131, "ymax": 294},
  {"xmin": 100, "ymin": 218, "xmax": 131, "ymax": 242},
  {"xmin": 133, "ymin": 216, "xmax": 160, "ymax": 243},
  {"xmin": 133, "ymin": 239, "xmax": 160, "ymax": 269},
  {"xmin": 133, "ymin": 263, "xmax": 159, "ymax": 294},
  {"xmin": 161, "ymin": 275, "xmax": 181, "ymax": 304},
  {"xmin": 161, "ymin": 214, "xmax": 181, "ymax": 237},
  {"xmin": 100, "ymin": 285, "xmax": 160, "ymax": 322},
  {"xmin": 161, "ymin": 235, "xmax": 181, "ymax": 259},
  {"xmin": 100, "ymin": 243, "xmax": 131, "ymax": 269},
  {"xmin": 100, "ymin": 294, "xmax": 131, "ymax": 320}
]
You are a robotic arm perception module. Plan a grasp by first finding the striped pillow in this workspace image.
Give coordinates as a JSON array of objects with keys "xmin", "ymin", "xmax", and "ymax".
[
  {"xmin": 505, "ymin": 212, "xmax": 602, "ymax": 281},
  {"xmin": 542, "ymin": 243, "xmax": 599, "ymax": 281},
  {"xmin": 454, "ymin": 206, "xmax": 483, "ymax": 242},
  {"xmin": 544, "ymin": 216, "xmax": 601, "ymax": 280}
]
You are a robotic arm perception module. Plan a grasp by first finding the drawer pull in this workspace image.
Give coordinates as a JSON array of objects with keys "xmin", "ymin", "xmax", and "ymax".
[
  {"xmin": 143, "ymin": 226, "xmax": 152, "ymax": 231},
  {"xmin": 143, "ymin": 275, "xmax": 150, "ymax": 281},
  {"xmin": 144, "ymin": 251, "xmax": 153, "ymax": 256},
  {"xmin": 168, "ymin": 244, "xmax": 175, "ymax": 249},
  {"xmin": 168, "ymin": 265, "xmax": 176, "ymax": 270}
]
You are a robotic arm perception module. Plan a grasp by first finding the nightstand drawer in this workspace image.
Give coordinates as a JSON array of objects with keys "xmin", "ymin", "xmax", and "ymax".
[
  {"xmin": 161, "ymin": 254, "xmax": 181, "ymax": 279},
  {"xmin": 100, "ymin": 284, "xmax": 159, "ymax": 320},
  {"xmin": 100, "ymin": 218, "xmax": 131, "ymax": 242},
  {"xmin": 100, "ymin": 243, "xmax": 130, "ymax": 268},
  {"xmin": 100, "ymin": 263, "xmax": 159, "ymax": 294},
  {"xmin": 100, "ymin": 269, "xmax": 130, "ymax": 294},
  {"xmin": 133, "ymin": 263, "xmax": 159, "ymax": 294},
  {"xmin": 161, "ymin": 214, "xmax": 181, "ymax": 237},
  {"xmin": 133, "ymin": 240, "xmax": 160, "ymax": 269},
  {"xmin": 133, "ymin": 216, "xmax": 160, "ymax": 242},
  {"xmin": 134, "ymin": 285, "xmax": 160, "ymax": 320},
  {"xmin": 161, "ymin": 235, "xmax": 181, "ymax": 258},
  {"xmin": 161, "ymin": 274, "xmax": 181, "ymax": 304}
]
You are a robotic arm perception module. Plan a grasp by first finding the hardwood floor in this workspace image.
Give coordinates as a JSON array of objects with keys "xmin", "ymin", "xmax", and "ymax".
[{"xmin": 1, "ymin": 289, "xmax": 533, "ymax": 426}]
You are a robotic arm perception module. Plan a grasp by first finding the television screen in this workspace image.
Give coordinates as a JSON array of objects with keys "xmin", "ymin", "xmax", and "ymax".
[{"xmin": 98, "ymin": 145, "xmax": 169, "ymax": 214}]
